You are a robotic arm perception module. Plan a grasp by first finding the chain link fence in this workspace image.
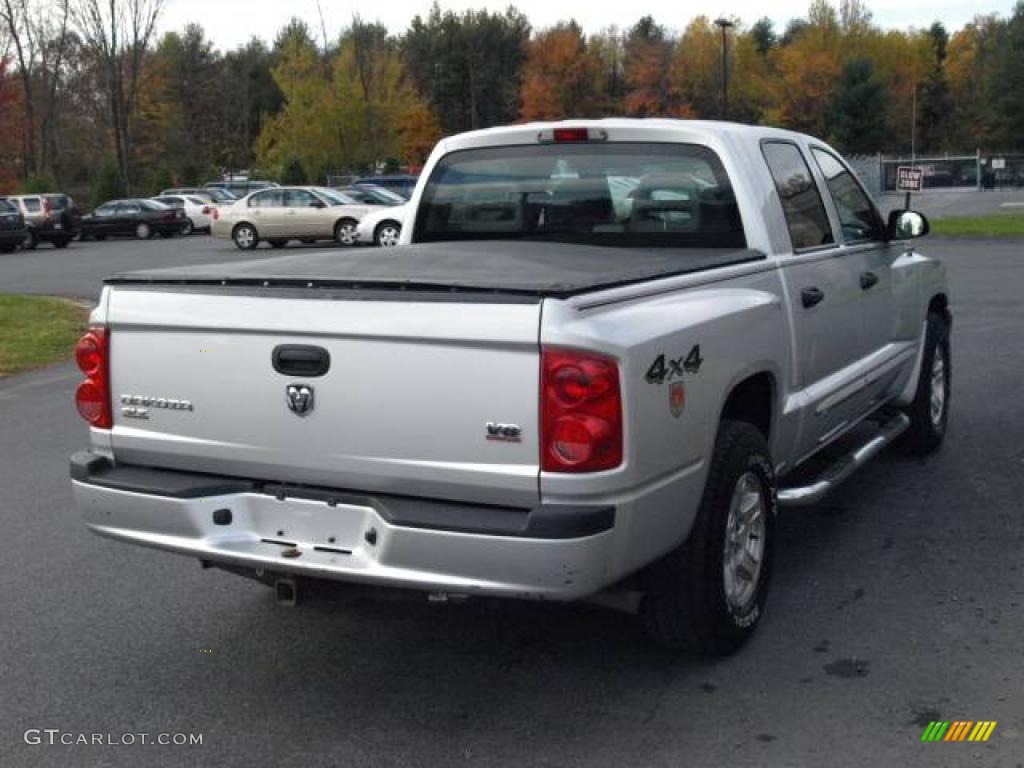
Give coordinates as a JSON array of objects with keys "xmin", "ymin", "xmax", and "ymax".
[{"xmin": 849, "ymin": 152, "xmax": 1024, "ymax": 196}]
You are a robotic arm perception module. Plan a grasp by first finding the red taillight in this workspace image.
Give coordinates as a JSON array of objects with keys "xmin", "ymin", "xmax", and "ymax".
[
  {"xmin": 553, "ymin": 127, "xmax": 590, "ymax": 142},
  {"xmin": 202, "ymin": 206, "xmax": 212, "ymax": 215},
  {"xmin": 74, "ymin": 328, "xmax": 112, "ymax": 429},
  {"xmin": 541, "ymin": 348, "xmax": 622, "ymax": 473}
]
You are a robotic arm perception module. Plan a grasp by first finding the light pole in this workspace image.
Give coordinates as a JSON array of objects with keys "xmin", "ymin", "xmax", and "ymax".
[{"xmin": 714, "ymin": 18, "xmax": 735, "ymax": 120}]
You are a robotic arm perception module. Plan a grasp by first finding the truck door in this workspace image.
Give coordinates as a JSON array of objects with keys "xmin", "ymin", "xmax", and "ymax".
[
  {"xmin": 762, "ymin": 141, "xmax": 864, "ymax": 456},
  {"xmin": 808, "ymin": 147, "xmax": 901, "ymax": 411}
]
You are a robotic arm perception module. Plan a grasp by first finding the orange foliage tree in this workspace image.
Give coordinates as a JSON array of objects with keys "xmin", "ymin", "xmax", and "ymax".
[{"xmin": 520, "ymin": 22, "xmax": 602, "ymax": 120}]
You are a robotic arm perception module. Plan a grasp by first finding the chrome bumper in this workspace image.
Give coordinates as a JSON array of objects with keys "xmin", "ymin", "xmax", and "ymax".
[{"xmin": 71, "ymin": 455, "xmax": 616, "ymax": 600}]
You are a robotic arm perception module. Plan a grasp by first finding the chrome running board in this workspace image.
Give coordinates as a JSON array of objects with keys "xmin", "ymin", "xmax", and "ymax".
[{"xmin": 778, "ymin": 412, "xmax": 910, "ymax": 508}]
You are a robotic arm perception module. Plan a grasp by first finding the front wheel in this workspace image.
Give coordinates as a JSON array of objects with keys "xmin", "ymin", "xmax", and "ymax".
[
  {"xmin": 895, "ymin": 311, "xmax": 951, "ymax": 455},
  {"xmin": 135, "ymin": 222, "xmax": 151, "ymax": 240},
  {"xmin": 53, "ymin": 237, "xmax": 71, "ymax": 249},
  {"xmin": 232, "ymin": 223, "xmax": 258, "ymax": 250},
  {"xmin": 374, "ymin": 221, "xmax": 401, "ymax": 247},
  {"xmin": 334, "ymin": 219, "xmax": 358, "ymax": 246},
  {"xmin": 641, "ymin": 420, "xmax": 776, "ymax": 654}
]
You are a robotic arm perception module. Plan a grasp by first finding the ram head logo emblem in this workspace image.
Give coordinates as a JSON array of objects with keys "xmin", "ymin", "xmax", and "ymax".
[{"xmin": 286, "ymin": 384, "xmax": 315, "ymax": 416}]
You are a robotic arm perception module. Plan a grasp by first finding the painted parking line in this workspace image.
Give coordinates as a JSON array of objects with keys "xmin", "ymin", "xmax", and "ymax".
[{"xmin": 999, "ymin": 202, "xmax": 1024, "ymax": 208}]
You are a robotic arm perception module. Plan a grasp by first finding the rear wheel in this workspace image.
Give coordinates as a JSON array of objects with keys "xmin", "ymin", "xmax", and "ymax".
[
  {"xmin": 895, "ymin": 311, "xmax": 951, "ymax": 455},
  {"xmin": 135, "ymin": 222, "xmax": 151, "ymax": 240},
  {"xmin": 334, "ymin": 218, "xmax": 358, "ymax": 246},
  {"xmin": 641, "ymin": 420, "xmax": 776, "ymax": 654},
  {"xmin": 374, "ymin": 221, "xmax": 401, "ymax": 247},
  {"xmin": 53, "ymin": 237, "xmax": 71, "ymax": 249},
  {"xmin": 182, "ymin": 219, "xmax": 194, "ymax": 236},
  {"xmin": 232, "ymin": 223, "xmax": 258, "ymax": 250}
]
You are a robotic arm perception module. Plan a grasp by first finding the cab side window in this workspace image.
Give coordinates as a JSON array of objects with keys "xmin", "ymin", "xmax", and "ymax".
[
  {"xmin": 811, "ymin": 148, "xmax": 883, "ymax": 243},
  {"xmin": 762, "ymin": 141, "xmax": 834, "ymax": 251}
]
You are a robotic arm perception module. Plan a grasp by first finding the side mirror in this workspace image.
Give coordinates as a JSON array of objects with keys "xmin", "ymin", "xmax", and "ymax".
[
  {"xmin": 888, "ymin": 209, "xmax": 930, "ymax": 240},
  {"xmin": 310, "ymin": 200, "xmax": 326, "ymax": 209}
]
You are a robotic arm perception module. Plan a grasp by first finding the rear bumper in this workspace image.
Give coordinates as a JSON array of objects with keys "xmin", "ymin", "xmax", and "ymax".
[{"xmin": 71, "ymin": 452, "xmax": 616, "ymax": 600}]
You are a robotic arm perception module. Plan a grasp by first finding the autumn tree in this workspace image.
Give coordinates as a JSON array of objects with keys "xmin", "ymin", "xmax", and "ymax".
[
  {"xmin": 520, "ymin": 22, "xmax": 602, "ymax": 120},
  {"xmin": 623, "ymin": 16, "xmax": 676, "ymax": 116},
  {"xmin": 917, "ymin": 22, "xmax": 953, "ymax": 152}
]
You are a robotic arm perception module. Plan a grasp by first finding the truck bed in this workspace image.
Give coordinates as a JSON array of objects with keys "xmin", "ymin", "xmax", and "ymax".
[{"xmin": 106, "ymin": 242, "xmax": 765, "ymax": 299}]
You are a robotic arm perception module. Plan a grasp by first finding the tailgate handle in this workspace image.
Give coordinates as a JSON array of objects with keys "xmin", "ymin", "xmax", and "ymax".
[{"xmin": 272, "ymin": 345, "xmax": 330, "ymax": 377}]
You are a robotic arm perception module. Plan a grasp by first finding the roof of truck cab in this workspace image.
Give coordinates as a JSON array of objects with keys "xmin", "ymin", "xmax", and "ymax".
[
  {"xmin": 106, "ymin": 241, "xmax": 765, "ymax": 299},
  {"xmin": 438, "ymin": 119, "xmax": 813, "ymax": 152}
]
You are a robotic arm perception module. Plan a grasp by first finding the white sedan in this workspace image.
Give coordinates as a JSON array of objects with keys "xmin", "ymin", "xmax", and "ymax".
[
  {"xmin": 212, "ymin": 186, "xmax": 373, "ymax": 250},
  {"xmin": 151, "ymin": 194, "xmax": 217, "ymax": 234},
  {"xmin": 355, "ymin": 203, "xmax": 408, "ymax": 247}
]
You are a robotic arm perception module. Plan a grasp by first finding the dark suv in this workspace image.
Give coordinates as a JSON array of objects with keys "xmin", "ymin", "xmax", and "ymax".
[{"xmin": 0, "ymin": 198, "xmax": 27, "ymax": 253}]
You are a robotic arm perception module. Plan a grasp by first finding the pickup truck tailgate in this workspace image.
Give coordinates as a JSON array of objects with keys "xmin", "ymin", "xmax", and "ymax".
[{"xmin": 104, "ymin": 287, "xmax": 541, "ymax": 507}]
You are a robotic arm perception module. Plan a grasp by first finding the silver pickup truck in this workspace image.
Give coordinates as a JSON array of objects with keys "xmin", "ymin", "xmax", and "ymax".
[{"xmin": 70, "ymin": 120, "xmax": 949, "ymax": 654}]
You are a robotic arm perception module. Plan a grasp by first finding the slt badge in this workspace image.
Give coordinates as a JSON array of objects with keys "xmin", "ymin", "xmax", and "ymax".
[{"xmin": 286, "ymin": 384, "xmax": 315, "ymax": 416}]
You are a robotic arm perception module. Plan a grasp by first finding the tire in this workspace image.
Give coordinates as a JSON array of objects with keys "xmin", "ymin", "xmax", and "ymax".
[
  {"xmin": 23, "ymin": 230, "xmax": 38, "ymax": 250},
  {"xmin": 269, "ymin": 239, "xmax": 287, "ymax": 249},
  {"xmin": 334, "ymin": 218, "xmax": 358, "ymax": 246},
  {"xmin": 895, "ymin": 312, "xmax": 951, "ymax": 455},
  {"xmin": 135, "ymin": 222, "xmax": 152, "ymax": 240},
  {"xmin": 94, "ymin": 234, "xmax": 107, "ymax": 241},
  {"xmin": 374, "ymin": 221, "xmax": 401, "ymax": 247},
  {"xmin": 232, "ymin": 223, "xmax": 258, "ymax": 251},
  {"xmin": 182, "ymin": 219, "xmax": 194, "ymax": 236},
  {"xmin": 0, "ymin": 244, "xmax": 15, "ymax": 254},
  {"xmin": 53, "ymin": 237, "xmax": 71, "ymax": 249},
  {"xmin": 641, "ymin": 420, "xmax": 776, "ymax": 654}
]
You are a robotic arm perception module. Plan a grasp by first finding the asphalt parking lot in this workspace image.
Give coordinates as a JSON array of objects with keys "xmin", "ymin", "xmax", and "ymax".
[{"xmin": 1, "ymin": 234, "xmax": 1023, "ymax": 767}]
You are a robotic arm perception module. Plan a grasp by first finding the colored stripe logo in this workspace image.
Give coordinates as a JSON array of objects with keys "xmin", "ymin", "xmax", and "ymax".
[{"xmin": 921, "ymin": 721, "xmax": 997, "ymax": 742}]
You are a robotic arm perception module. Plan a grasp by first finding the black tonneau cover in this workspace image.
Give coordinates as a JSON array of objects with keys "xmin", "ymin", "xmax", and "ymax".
[{"xmin": 106, "ymin": 242, "xmax": 765, "ymax": 299}]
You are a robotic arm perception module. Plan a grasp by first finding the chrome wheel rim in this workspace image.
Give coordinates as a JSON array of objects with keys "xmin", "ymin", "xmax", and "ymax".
[
  {"xmin": 723, "ymin": 471, "xmax": 766, "ymax": 612},
  {"xmin": 136, "ymin": 224, "xmax": 149, "ymax": 239},
  {"xmin": 378, "ymin": 225, "xmax": 400, "ymax": 247},
  {"xmin": 338, "ymin": 224, "xmax": 356, "ymax": 245},
  {"xmin": 930, "ymin": 346, "xmax": 946, "ymax": 427},
  {"xmin": 235, "ymin": 227, "xmax": 254, "ymax": 248}
]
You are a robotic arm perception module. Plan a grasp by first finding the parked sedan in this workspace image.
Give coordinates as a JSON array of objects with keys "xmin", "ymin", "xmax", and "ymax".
[
  {"xmin": 152, "ymin": 195, "xmax": 216, "ymax": 234},
  {"xmin": 212, "ymin": 186, "xmax": 372, "ymax": 250},
  {"xmin": 81, "ymin": 199, "xmax": 188, "ymax": 240},
  {"xmin": 0, "ymin": 198, "xmax": 27, "ymax": 253},
  {"xmin": 354, "ymin": 203, "xmax": 408, "ymax": 247}
]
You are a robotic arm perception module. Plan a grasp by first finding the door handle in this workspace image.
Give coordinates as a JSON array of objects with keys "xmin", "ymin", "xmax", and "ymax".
[
  {"xmin": 272, "ymin": 345, "xmax": 331, "ymax": 377},
  {"xmin": 801, "ymin": 287, "xmax": 825, "ymax": 308},
  {"xmin": 860, "ymin": 271, "xmax": 879, "ymax": 290}
]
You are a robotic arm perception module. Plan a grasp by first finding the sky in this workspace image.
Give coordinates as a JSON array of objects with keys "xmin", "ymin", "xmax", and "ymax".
[{"xmin": 161, "ymin": 0, "xmax": 1018, "ymax": 50}]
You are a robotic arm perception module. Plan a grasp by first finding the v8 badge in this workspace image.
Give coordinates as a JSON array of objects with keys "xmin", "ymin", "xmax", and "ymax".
[{"xmin": 669, "ymin": 381, "xmax": 686, "ymax": 418}]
